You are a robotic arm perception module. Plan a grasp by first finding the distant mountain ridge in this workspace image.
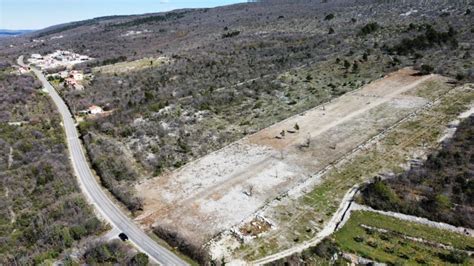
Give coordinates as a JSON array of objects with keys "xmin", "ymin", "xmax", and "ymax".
[{"xmin": 0, "ymin": 29, "xmax": 35, "ymax": 37}]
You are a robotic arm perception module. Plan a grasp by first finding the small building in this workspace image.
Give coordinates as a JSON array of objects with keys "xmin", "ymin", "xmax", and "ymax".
[
  {"xmin": 59, "ymin": 70, "xmax": 69, "ymax": 79},
  {"xmin": 18, "ymin": 66, "xmax": 30, "ymax": 74},
  {"xmin": 65, "ymin": 77, "xmax": 84, "ymax": 90},
  {"xmin": 88, "ymin": 105, "xmax": 103, "ymax": 115},
  {"xmin": 31, "ymin": 54, "xmax": 43, "ymax": 60},
  {"xmin": 70, "ymin": 70, "xmax": 84, "ymax": 81}
]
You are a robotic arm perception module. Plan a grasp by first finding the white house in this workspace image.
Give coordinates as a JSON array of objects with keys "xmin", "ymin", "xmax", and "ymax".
[
  {"xmin": 88, "ymin": 105, "xmax": 103, "ymax": 115},
  {"xmin": 31, "ymin": 54, "xmax": 43, "ymax": 60},
  {"xmin": 59, "ymin": 70, "xmax": 69, "ymax": 78}
]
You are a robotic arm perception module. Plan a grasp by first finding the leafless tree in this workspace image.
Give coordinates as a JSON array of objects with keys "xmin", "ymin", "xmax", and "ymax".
[{"xmin": 243, "ymin": 185, "xmax": 254, "ymax": 197}]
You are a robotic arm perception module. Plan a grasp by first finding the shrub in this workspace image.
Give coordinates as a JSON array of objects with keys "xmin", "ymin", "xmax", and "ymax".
[
  {"xmin": 129, "ymin": 253, "xmax": 149, "ymax": 266},
  {"xmin": 439, "ymin": 250, "xmax": 468, "ymax": 264},
  {"xmin": 389, "ymin": 26, "xmax": 458, "ymax": 55},
  {"xmin": 114, "ymin": 11, "xmax": 186, "ymax": 27},
  {"xmin": 419, "ymin": 64, "xmax": 434, "ymax": 75},
  {"xmin": 455, "ymin": 73, "xmax": 465, "ymax": 80},
  {"xmin": 343, "ymin": 60, "xmax": 351, "ymax": 69},
  {"xmin": 324, "ymin": 14, "xmax": 335, "ymax": 20},
  {"xmin": 359, "ymin": 22, "xmax": 379, "ymax": 36},
  {"xmin": 384, "ymin": 246, "xmax": 395, "ymax": 254},
  {"xmin": 308, "ymin": 238, "xmax": 339, "ymax": 259},
  {"xmin": 367, "ymin": 240, "xmax": 378, "ymax": 248},
  {"xmin": 222, "ymin": 31, "xmax": 241, "ymax": 38}
]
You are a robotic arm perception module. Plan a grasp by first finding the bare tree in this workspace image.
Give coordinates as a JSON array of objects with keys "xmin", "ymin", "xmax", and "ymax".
[{"xmin": 243, "ymin": 185, "xmax": 254, "ymax": 197}]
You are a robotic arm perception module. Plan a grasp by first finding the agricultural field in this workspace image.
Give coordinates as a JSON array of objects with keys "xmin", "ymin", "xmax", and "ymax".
[
  {"xmin": 335, "ymin": 211, "xmax": 473, "ymax": 265},
  {"xmin": 270, "ymin": 209, "xmax": 474, "ymax": 266}
]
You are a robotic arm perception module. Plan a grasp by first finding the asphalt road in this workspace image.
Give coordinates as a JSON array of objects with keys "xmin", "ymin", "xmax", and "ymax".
[{"xmin": 18, "ymin": 56, "xmax": 188, "ymax": 266}]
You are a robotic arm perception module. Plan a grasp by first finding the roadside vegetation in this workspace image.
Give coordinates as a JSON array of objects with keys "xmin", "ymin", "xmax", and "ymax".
[
  {"xmin": 82, "ymin": 240, "xmax": 149, "ymax": 265},
  {"xmin": 0, "ymin": 65, "xmax": 105, "ymax": 264}
]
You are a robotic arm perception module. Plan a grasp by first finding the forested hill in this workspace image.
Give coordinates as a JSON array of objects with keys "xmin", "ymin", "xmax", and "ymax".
[
  {"xmin": 0, "ymin": 30, "xmax": 34, "ymax": 37},
  {"xmin": 1, "ymin": 0, "xmax": 472, "ymax": 79},
  {"xmin": 0, "ymin": 0, "xmax": 471, "ymax": 225}
]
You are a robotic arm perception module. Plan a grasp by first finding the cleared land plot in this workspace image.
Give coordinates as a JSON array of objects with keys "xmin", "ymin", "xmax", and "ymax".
[
  {"xmin": 135, "ymin": 68, "xmax": 444, "ymax": 252},
  {"xmin": 334, "ymin": 211, "xmax": 474, "ymax": 265},
  {"xmin": 92, "ymin": 57, "xmax": 170, "ymax": 74},
  {"xmin": 238, "ymin": 82, "xmax": 473, "ymax": 262}
]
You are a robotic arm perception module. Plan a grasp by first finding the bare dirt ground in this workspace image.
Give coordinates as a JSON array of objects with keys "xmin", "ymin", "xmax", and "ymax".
[{"xmin": 135, "ymin": 68, "xmax": 439, "ymax": 254}]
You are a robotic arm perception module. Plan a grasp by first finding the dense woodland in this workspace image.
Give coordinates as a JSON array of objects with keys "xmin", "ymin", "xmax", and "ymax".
[
  {"xmin": 359, "ymin": 115, "xmax": 474, "ymax": 228},
  {"xmin": 0, "ymin": 65, "xmax": 104, "ymax": 264}
]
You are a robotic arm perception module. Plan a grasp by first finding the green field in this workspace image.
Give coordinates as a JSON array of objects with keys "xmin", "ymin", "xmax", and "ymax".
[{"xmin": 333, "ymin": 211, "xmax": 474, "ymax": 265}]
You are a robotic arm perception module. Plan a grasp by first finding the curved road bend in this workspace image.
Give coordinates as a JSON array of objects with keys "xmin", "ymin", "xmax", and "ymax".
[{"xmin": 18, "ymin": 56, "xmax": 188, "ymax": 266}]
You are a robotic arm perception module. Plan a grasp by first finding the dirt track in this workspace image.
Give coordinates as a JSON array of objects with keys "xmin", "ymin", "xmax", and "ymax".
[{"xmin": 135, "ymin": 68, "xmax": 439, "ymax": 252}]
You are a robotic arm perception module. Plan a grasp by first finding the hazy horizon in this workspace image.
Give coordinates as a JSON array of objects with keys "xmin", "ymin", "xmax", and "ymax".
[{"xmin": 0, "ymin": 0, "xmax": 245, "ymax": 30}]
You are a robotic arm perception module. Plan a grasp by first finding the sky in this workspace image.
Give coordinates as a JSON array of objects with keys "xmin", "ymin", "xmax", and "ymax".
[{"xmin": 0, "ymin": 0, "xmax": 245, "ymax": 30}]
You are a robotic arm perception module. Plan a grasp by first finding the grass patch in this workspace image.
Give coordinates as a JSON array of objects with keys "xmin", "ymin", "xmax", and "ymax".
[{"xmin": 334, "ymin": 211, "xmax": 474, "ymax": 265}]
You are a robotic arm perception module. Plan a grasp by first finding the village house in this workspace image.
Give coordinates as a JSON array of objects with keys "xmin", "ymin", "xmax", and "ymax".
[
  {"xmin": 88, "ymin": 105, "xmax": 103, "ymax": 115},
  {"xmin": 28, "ymin": 50, "xmax": 93, "ymax": 70},
  {"xmin": 31, "ymin": 54, "xmax": 43, "ymax": 60},
  {"xmin": 69, "ymin": 70, "xmax": 84, "ymax": 81},
  {"xmin": 18, "ymin": 66, "xmax": 30, "ymax": 75},
  {"xmin": 65, "ymin": 77, "xmax": 84, "ymax": 90},
  {"xmin": 59, "ymin": 70, "xmax": 69, "ymax": 79}
]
